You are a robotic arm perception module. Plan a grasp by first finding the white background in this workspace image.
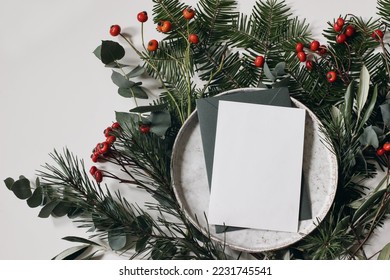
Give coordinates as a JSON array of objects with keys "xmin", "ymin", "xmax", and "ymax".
[{"xmin": 0, "ymin": 0, "xmax": 388, "ymax": 260}]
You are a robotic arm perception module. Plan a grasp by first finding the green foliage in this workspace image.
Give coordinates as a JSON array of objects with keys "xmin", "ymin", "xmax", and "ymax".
[
  {"xmin": 98, "ymin": 40, "xmax": 125, "ymax": 65},
  {"xmin": 5, "ymin": 0, "xmax": 390, "ymax": 260},
  {"xmin": 378, "ymin": 0, "xmax": 390, "ymax": 25},
  {"xmin": 378, "ymin": 242, "xmax": 390, "ymax": 259},
  {"xmin": 299, "ymin": 210, "xmax": 355, "ymax": 259}
]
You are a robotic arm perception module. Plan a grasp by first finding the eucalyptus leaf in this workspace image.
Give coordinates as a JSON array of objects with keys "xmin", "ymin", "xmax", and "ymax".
[
  {"xmin": 273, "ymin": 76, "xmax": 290, "ymax": 88},
  {"xmin": 108, "ymin": 231, "xmax": 127, "ymax": 251},
  {"xmin": 378, "ymin": 242, "xmax": 390, "ymax": 260},
  {"xmin": 62, "ymin": 236, "xmax": 100, "ymax": 246},
  {"xmin": 356, "ymin": 65, "xmax": 370, "ymax": 118},
  {"xmin": 358, "ymin": 84, "xmax": 378, "ymax": 131},
  {"xmin": 111, "ymin": 71, "xmax": 135, "ymax": 88},
  {"xmin": 105, "ymin": 62, "xmax": 129, "ymax": 68},
  {"xmin": 52, "ymin": 245, "xmax": 89, "ymax": 260},
  {"xmin": 149, "ymin": 111, "xmax": 171, "ymax": 137},
  {"xmin": 130, "ymin": 103, "xmax": 168, "ymax": 113},
  {"xmin": 116, "ymin": 111, "xmax": 138, "ymax": 130},
  {"xmin": 127, "ymin": 65, "xmax": 145, "ymax": 78},
  {"xmin": 27, "ymin": 186, "xmax": 43, "ymax": 208},
  {"xmin": 52, "ymin": 202, "xmax": 72, "ymax": 217},
  {"xmin": 129, "ymin": 86, "xmax": 148, "ymax": 99},
  {"xmin": 4, "ymin": 177, "xmax": 14, "ymax": 190},
  {"xmin": 359, "ymin": 125, "xmax": 379, "ymax": 148},
  {"xmin": 11, "ymin": 177, "xmax": 32, "ymax": 200},
  {"xmin": 263, "ymin": 62, "xmax": 276, "ymax": 82},
  {"xmin": 38, "ymin": 200, "xmax": 60, "ymax": 218},
  {"xmin": 93, "ymin": 45, "xmax": 101, "ymax": 61},
  {"xmin": 380, "ymin": 103, "xmax": 390, "ymax": 128},
  {"xmin": 118, "ymin": 87, "xmax": 148, "ymax": 99},
  {"xmin": 100, "ymin": 40, "xmax": 125, "ymax": 65},
  {"xmin": 273, "ymin": 62, "xmax": 286, "ymax": 76}
]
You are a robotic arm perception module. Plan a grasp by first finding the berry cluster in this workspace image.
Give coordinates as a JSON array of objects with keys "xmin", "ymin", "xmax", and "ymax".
[
  {"xmin": 110, "ymin": 8, "xmax": 199, "ymax": 54},
  {"xmin": 292, "ymin": 16, "xmax": 386, "ymax": 85},
  {"xmin": 89, "ymin": 122, "xmax": 121, "ymax": 183},
  {"xmin": 294, "ymin": 40, "xmax": 327, "ymax": 73},
  {"xmin": 89, "ymin": 166, "xmax": 103, "ymax": 183},
  {"xmin": 333, "ymin": 17, "xmax": 356, "ymax": 44},
  {"xmin": 376, "ymin": 142, "xmax": 390, "ymax": 157}
]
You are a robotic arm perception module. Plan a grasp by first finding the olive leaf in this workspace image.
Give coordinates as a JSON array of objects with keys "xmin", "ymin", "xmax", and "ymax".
[{"xmin": 356, "ymin": 65, "xmax": 370, "ymax": 119}]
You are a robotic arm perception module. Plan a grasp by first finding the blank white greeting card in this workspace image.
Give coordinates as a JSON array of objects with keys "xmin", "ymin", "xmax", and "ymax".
[{"xmin": 208, "ymin": 101, "xmax": 306, "ymax": 232}]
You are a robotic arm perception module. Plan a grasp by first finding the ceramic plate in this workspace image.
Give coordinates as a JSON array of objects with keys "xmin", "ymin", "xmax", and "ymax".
[{"xmin": 170, "ymin": 88, "xmax": 338, "ymax": 252}]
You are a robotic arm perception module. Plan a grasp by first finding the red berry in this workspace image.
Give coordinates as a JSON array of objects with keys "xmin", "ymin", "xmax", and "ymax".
[
  {"xmin": 109, "ymin": 25, "xmax": 121, "ymax": 36},
  {"xmin": 377, "ymin": 148, "xmax": 386, "ymax": 156},
  {"xmin": 189, "ymin": 33, "xmax": 199, "ymax": 44},
  {"xmin": 91, "ymin": 153, "xmax": 99, "ymax": 163},
  {"xmin": 106, "ymin": 135, "xmax": 116, "ymax": 144},
  {"xmin": 310, "ymin": 40, "xmax": 320, "ymax": 51},
  {"xmin": 160, "ymin": 20, "xmax": 172, "ymax": 33},
  {"xmin": 297, "ymin": 51, "xmax": 306, "ymax": 62},
  {"xmin": 90, "ymin": 166, "xmax": 98, "ymax": 176},
  {"xmin": 156, "ymin": 21, "xmax": 163, "ymax": 32},
  {"xmin": 333, "ymin": 22, "xmax": 342, "ymax": 32},
  {"xmin": 139, "ymin": 124, "xmax": 151, "ymax": 134},
  {"xmin": 147, "ymin": 39, "xmax": 159, "ymax": 51},
  {"xmin": 183, "ymin": 7, "xmax": 195, "ymax": 20},
  {"xmin": 104, "ymin": 127, "xmax": 112, "ymax": 137},
  {"xmin": 137, "ymin": 11, "xmax": 148, "ymax": 23},
  {"xmin": 95, "ymin": 143, "xmax": 102, "ymax": 154},
  {"xmin": 326, "ymin": 71, "xmax": 337, "ymax": 83},
  {"xmin": 254, "ymin": 55, "xmax": 265, "ymax": 68},
  {"xmin": 372, "ymin": 29, "xmax": 384, "ymax": 41},
  {"xmin": 94, "ymin": 170, "xmax": 103, "ymax": 183},
  {"xmin": 295, "ymin": 42, "xmax": 304, "ymax": 52},
  {"xmin": 336, "ymin": 17, "xmax": 345, "ymax": 28},
  {"xmin": 112, "ymin": 122, "xmax": 120, "ymax": 129},
  {"xmin": 318, "ymin": 45, "xmax": 327, "ymax": 55},
  {"xmin": 383, "ymin": 142, "xmax": 390, "ymax": 151},
  {"xmin": 336, "ymin": 33, "xmax": 347, "ymax": 44},
  {"xmin": 345, "ymin": 25, "xmax": 355, "ymax": 37},
  {"xmin": 99, "ymin": 142, "xmax": 110, "ymax": 154},
  {"xmin": 306, "ymin": 60, "xmax": 313, "ymax": 71}
]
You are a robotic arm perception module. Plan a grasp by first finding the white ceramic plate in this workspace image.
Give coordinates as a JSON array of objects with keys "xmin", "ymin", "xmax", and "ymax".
[{"xmin": 170, "ymin": 88, "xmax": 338, "ymax": 252}]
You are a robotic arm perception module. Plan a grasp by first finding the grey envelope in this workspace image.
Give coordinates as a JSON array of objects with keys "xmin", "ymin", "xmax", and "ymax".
[{"xmin": 196, "ymin": 88, "xmax": 312, "ymax": 233}]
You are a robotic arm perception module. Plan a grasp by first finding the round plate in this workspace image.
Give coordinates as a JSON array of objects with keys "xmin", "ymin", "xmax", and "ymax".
[{"xmin": 171, "ymin": 88, "xmax": 338, "ymax": 252}]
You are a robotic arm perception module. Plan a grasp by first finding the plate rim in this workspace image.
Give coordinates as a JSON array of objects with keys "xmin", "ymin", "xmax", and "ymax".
[{"xmin": 170, "ymin": 88, "xmax": 338, "ymax": 252}]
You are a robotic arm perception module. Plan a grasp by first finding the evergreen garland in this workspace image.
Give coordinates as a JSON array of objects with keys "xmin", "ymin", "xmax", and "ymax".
[{"xmin": 4, "ymin": 0, "xmax": 390, "ymax": 260}]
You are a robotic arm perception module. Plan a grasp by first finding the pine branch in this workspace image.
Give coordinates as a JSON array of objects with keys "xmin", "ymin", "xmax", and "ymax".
[
  {"xmin": 378, "ymin": 0, "xmax": 390, "ymax": 26},
  {"xmin": 196, "ymin": 0, "xmax": 238, "ymax": 43}
]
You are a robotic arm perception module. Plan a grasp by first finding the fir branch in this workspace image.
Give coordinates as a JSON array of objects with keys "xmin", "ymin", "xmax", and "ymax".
[{"xmin": 196, "ymin": 0, "xmax": 238, "ymax": 43}]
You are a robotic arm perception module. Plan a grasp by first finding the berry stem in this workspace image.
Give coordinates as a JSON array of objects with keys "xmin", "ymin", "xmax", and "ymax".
[{"xmin": 141, "ymin": 22, "xmax": 147, "ymax": 52}]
